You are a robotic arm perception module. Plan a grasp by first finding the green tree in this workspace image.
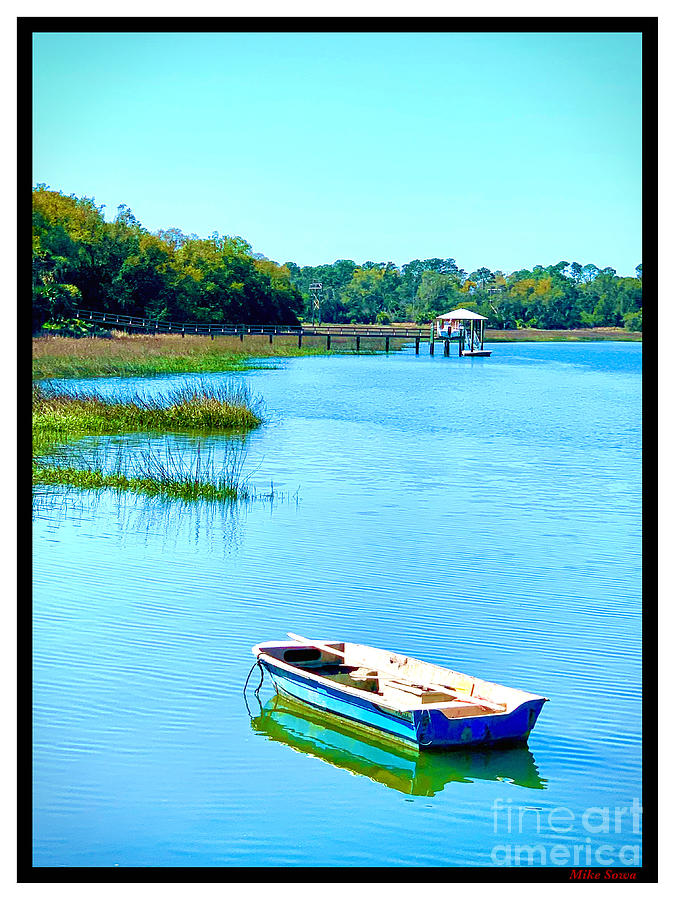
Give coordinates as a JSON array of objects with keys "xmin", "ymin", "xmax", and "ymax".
[
  {"xmin": 342, "ymin": 267, "xmax": 390, "ymax": 323},
  {"xmin": 623, "ymin": 310, "xmax": 642, "ymax": 331}
]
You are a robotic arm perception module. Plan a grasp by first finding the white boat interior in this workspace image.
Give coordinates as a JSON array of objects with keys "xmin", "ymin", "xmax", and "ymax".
[{"xmin": 254, "ymin": 638, "xmax": 545, "ymax": 718}]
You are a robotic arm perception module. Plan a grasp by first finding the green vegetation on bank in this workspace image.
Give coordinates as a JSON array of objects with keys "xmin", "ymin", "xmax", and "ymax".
[
  {"xmin": 32, "ymin": 186, "xmax": 303, "ymax": 331},
  {"xmin": 33, "ymin": 186, "xmax": 642, "ymax": 336}
]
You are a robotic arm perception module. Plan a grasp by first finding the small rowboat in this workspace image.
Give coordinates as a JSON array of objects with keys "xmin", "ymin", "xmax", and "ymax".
[{"xmin": 252, "ymin": 634, "xmax": 548, "ymax": 750}]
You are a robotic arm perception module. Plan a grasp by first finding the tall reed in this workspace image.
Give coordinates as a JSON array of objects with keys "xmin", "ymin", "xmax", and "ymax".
[
  {"xmin": 32, "ymin": 379, "xmax": 270, "ymax": 502},
  {"xmin": 32, "ymin": 438, "xmax": 265, "ymax": 503},
  {"xmin": 33, "ymin": 380, "xmax": 264, "ymax": 447}
]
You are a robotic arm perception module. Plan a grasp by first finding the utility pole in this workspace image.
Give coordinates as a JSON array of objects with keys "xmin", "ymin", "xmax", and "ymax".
[{"xmin": 309, "ymin": 282, "xmax": 322, "ymax": 326}]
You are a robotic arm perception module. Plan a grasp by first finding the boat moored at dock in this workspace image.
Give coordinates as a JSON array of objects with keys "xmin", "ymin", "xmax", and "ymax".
[{"xmin": 433, "ymin": 308, "xmax": 492, "ymax": 357}]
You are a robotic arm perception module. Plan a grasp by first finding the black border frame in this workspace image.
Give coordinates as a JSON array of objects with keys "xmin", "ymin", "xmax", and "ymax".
[{"xmin": 19, "ymin": 16, "xmax": 657, "ymax": 883}]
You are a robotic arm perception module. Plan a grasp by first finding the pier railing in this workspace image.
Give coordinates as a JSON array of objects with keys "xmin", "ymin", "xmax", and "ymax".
[{"xmin": 70, "ymin": 309, "xmax": 431, "ymax": 339}]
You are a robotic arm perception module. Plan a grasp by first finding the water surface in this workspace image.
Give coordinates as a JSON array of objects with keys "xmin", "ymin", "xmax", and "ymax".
[{"xmin": 33, "ymin": 342, "xmax": 642, "ymax": 867}]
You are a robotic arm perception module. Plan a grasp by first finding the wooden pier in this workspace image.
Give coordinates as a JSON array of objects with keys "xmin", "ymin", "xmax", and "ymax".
[{"xmin": 69, "ymin": 309, "xmax": 491, "ymax": 358}]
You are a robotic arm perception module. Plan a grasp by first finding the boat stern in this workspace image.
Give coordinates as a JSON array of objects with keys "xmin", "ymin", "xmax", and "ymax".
[{"xmin": 416, "ymin": 695, "xmax": 547, "ymax": 748}]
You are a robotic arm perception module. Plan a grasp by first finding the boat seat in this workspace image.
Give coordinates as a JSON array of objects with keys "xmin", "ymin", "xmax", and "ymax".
[
  {"xmin": 380, "ymin": 679, "xmax": 456, "ymax": 705},
  {"xmin": 322, "ymin": 669, "xmax": 380, "ymax": 693},
  {"xmin": 438, "ymin": 701, "xmax": 493, "ymax": 718},
  {"xmin": 350, "ymin": 667, "xmax": 379, "ymax": 680}
]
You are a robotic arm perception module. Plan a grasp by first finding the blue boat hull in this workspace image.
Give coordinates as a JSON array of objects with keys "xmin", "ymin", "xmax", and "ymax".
[{"xmin": 262, "ymin": 659, "xmax": 546, "ymax": 749}]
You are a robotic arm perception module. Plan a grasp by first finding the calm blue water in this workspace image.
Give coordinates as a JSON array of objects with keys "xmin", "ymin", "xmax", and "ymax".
[{"xmin": 33, "ymin": 342, "xmax": 642, "ymax": 868}]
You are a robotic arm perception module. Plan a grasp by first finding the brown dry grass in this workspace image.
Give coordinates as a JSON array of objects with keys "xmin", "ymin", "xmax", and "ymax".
[
  {"xmin": 32, "ymin": 331, "xmax": 339, "ymax": 378},
  {"xmin": 484, "ymin": 327, "xmax": 641, "ymax": 342}
]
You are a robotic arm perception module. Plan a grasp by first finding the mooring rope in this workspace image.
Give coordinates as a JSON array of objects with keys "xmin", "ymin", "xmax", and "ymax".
[
  {"xmin": 243, "ymin": 658, "xmax": 265, "ymax": 697},
  {"xmin": 243, "ymin": 658, "xmax": 266, "ymax": 719}
]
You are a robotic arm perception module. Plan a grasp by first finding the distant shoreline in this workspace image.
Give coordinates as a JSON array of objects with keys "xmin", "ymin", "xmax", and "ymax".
[
  {"xmin": 32, "ymin": 326, "xmax": 642, "ymax": 379},
  {"xmin": 484, "ymin": 327, "xmax": 641, "ymax": 342},
  {"xmin": 385, "ymin": 324, "xmax": 640, "ymax": 342}
]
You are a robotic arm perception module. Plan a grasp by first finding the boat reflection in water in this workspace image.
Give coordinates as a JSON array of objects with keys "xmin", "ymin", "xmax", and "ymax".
[{"xmin": 249, "ymin": 693, "xmax": 546, "ymax": 797}]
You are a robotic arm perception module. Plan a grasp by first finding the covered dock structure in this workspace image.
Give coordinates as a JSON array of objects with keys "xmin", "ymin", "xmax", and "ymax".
[{"xmin": 434, "ymin": 308, "xmax": 491, "ymax": 357}]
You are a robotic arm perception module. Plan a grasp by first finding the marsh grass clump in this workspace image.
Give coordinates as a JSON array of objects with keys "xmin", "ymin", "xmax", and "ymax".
[
  {"xmin": 31, "ymin": 379, "xmax": 274, "ymax": 504},
  {"xmin": 157, "ymin": 382, "xmax": 263, "ymax": 430},
  {"xmin": 32, "ymin": 380, "xmax": 264, "ymax": 448},
  {"xmin": 32, "ymin": 439, "xmax": 268, "ymax": 504},
  {"xmin": 31, "ymin": 464, "xmax": 243, "ymax": 503}
]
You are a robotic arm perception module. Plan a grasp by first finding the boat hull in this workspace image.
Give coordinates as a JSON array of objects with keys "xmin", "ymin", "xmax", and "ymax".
[
  {"xmin": 251, "ymin": 694, "xmax": 547, "ymax": 794},
  {"xmin": 261, "ymin": 659, "xmax": 546, "ymax": 750}
]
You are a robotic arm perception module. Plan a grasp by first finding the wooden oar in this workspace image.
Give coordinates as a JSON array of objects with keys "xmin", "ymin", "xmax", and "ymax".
[
  {"xmin": 287, "ymin": 632, "xmax": 348, "ymax": 659},
  {"xmin": 286, "ymin": 633, "xmax": 505, "ymax": 712}
]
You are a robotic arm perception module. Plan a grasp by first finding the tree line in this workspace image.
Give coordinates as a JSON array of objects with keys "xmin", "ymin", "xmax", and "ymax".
[
  {"xmin": 32, "ymin": 187, "xmax": 303, "ymax": 332},
  {"xmin": 33, "ymin": 187, "xmax": 642, "ymax": 332},
  {"xmin": 284, "ymin": 258, "xmax": 642, "ymax": 331}
]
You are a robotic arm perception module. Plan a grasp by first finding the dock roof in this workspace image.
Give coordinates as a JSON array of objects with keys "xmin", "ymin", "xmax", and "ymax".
[{"xmin": 437, "ymin": 308, "xmax": 488, "ymax": 321}]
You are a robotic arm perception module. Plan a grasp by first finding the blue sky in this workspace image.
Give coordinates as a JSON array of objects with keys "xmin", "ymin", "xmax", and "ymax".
[{"xmin": 33, "ymin": 31, "xmax": 642, "ymax": 275}]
